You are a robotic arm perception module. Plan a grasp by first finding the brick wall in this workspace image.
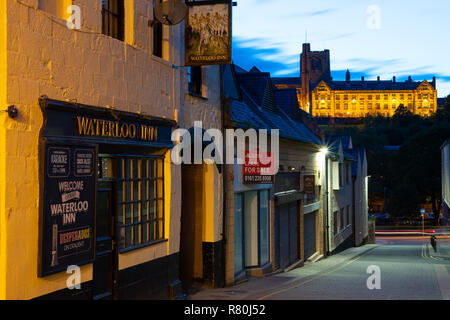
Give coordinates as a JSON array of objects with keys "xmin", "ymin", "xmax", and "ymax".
[{"xmin": 2, "ymin": 0, "xmax": 182, "ymax": 299}]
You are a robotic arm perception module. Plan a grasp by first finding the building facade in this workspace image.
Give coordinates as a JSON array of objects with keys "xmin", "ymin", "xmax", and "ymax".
[
  {"xmin": 323, "ymin": 136, "xmax": 369, "ymax": 253},
  {"xmin": 273, "ymin": 43, "xmax": 438, "ymax": 118},
  {"xmin": 442, "ymin": 140, "xmax": 450, "ymax": 227},
  {"xmin": 222, "ymin": 65, "xmax": 328, "ymax": 285},
  {"xmin": 0, "ymin": 0, "xmax": 186, "ymax": 300}
]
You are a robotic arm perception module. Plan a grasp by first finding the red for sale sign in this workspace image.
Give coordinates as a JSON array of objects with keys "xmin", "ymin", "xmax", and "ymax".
[{"xmin": 243, "ymin": 151, "xmax": 276, "ymax": 184}]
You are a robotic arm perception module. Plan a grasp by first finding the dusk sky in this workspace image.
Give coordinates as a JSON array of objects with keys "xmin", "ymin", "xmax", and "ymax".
[{"xmin": 231, "ymin": 0, "xmax": 450, "ymax": 97}]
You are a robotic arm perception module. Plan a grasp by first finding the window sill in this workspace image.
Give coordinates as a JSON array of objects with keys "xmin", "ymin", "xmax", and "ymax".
[
  {"xmin": 118, "ymin": 239, "xmax": 168, "ymax": 254},
  {"xmin": 187, "ymin": 92, "xmax": 208, "ymax": 100}
]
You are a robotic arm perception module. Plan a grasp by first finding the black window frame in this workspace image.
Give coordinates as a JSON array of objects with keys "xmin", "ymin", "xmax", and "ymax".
[
  {"xmin": 187, "ymin": 66, "xmax": 203, "ymax": 97},
  {"xmin": 102, "ymin": 0, "xmax": 125, "ymax": 41},
  {"xmin": 152, "ymin": 21, "xmax": 163, "ymax": 58},
  {"xmin": 98, "ymin": 154, "xmax": 166, "ymax": 253}
]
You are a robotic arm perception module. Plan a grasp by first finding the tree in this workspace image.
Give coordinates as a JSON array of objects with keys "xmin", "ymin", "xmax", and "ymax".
[{"xmin": 391, "ymin": 123, "xmax": 450, "ymax": 223}]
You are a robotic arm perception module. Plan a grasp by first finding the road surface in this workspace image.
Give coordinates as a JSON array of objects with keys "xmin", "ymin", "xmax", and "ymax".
[{"xmin": 190, "ymin": 234, "xmax": 450, "ymax": 300}]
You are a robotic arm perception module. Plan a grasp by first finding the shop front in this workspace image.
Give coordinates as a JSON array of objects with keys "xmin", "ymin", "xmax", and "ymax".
[
  {"xmin": 37, "ymin": 97, "xmax": 179, "ymax": 299},
  {"xmin": 233, "ymin": 162, "xmax": 272, "ymax": 281}
]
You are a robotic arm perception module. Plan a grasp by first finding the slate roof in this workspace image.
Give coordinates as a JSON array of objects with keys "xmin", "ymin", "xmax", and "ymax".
[
  {"xmin": 329, "ymin": 135, "xmax": 352, "ymax": 150},
  {"xmin": 312, "ymin": 79, "xmax": 434, "ymax": 91},
  {"xmin": 272, "ymin": 77, "xmax": 435, "ymax": 91},
  {"xmin": 274, "ymin": 88, "xmax": 301, "ymax": 119},
  {"xmin": 229, "ymin": 66, "xmax": 323, "ymax": 146},
  {"xmin": 237, "ymin": 72, "xmax": 277, "ymax": 113},
  {"xmin": 272, "ymin": 77, "xmax": 301, "ymax": 86}
]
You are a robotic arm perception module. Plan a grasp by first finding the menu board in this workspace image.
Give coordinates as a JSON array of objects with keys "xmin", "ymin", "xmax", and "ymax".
[{"xmin": 39, "ymin": 143, "xmax": 96, "ymax": 277}]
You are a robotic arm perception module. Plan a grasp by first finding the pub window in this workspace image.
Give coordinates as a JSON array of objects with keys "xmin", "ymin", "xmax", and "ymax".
[
  {"xmin": 153, "ymin": 22, "xmax": 163, "ymax": 58},
  {"xmin": 102, "ymin": 0, "xmax": 125, "ymax": 41},
  {"xmin": 116, "ymin": 157, "xmax": 165, "ymax": 250},
  {"xmin": 187, "ymin": 66, "xmax": 203, "ymax": 96}
]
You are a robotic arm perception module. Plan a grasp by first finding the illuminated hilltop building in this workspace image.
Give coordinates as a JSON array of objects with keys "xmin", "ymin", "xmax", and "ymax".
[{"xmin": 273, "ymin": 44, "xmax": 438, "ymax": 118}]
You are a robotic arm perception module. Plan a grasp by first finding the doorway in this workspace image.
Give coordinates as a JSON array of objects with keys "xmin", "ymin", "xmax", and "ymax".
[
  {"xmin": 180, "ymin": 164, "xmax": 204, "ymax": 289},
  {"xmin": 92, "ymin": 156, "xmax": 118, "ymax": 300},
  {"xmin": 275, "ymin": 202, "xmax": 300, "ymax": 270}
]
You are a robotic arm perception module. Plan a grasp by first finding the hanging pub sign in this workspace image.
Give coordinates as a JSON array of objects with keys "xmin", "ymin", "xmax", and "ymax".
[
  {"xmin": 185, "ymin": 0, "xmax": 232, "ymax": 66},
  {"xmin": 304, "ymin": 175, "xmax": 316, "ymax": 194},
  {"xmin": 243, "ymin": 151, "xmax": 275, "ymax": 185},
  {"xmin": 39, "ymin": 143, "xmax": 96, "ymax": 277}
]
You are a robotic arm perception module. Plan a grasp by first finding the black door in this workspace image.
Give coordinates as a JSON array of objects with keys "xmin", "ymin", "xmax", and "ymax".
[
  {"xmin": 304, "ymin": 212, "xmax": 317, "ymax": 260},
  {"xmin": 93, "ymin": 164, "xmax": 117, "ymax": 300},
  {"xmin": 276, "ymin": 202, "xmax": 300, "ymax": 270},
  {"xmin": 288, "ymin": 204, "xmax": 299, "ymax": 264}
]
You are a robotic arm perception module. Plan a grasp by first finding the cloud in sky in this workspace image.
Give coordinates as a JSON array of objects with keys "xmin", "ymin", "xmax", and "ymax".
[{"xmin": 231, "ymin": 0, "xmax": 450, "ymax": 97}]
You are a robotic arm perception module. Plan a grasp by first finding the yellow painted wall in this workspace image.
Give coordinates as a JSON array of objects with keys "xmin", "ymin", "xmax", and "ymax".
[
  {"xmin": 2, "ymin": 0, "xmax": 182, "ymax": 299},
  {"xmin": 0, "ymin": 0, "xmax": 7, "ymax": 301}
]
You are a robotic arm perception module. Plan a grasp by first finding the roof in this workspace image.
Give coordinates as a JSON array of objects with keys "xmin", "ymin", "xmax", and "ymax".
[
  {"xmin": 312, "ymin": 79, "xmax": 434, "ymax": 91},
  {"xmin": 274, "ymin": 88, "xmax": 301, "ymax": 119},
  {"xmin": 329, "ymin": 135, "xmax": 352, "ymax": 150},
  {"xmin": 237, "ymin": 72, "xmax": 277, "ymax": 113},
  {"xmin": 228, "ymin": 65, "xmax": 323, "ymax": 146},
  {"xmin": 272, "ymin": 77, "xmax": 301, "ymax": 86},
  {"xmin": 272, "ymin": 76, "xmax": 436, "ymax": 91}
]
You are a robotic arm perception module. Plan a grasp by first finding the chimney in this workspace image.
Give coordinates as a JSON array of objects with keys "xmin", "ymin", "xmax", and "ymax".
[
  {"xmin": 377, "ymin": 76, "xmax": 380, "ymax": 82},
  {"xmin": 393, "ymin": 76, "xmax": 396, "ymax": 82}
]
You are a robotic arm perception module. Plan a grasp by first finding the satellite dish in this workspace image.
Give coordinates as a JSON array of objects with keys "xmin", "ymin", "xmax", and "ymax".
[{"xmin": 154, "ymin": 0, "xmax": 187, "ymax": 25}]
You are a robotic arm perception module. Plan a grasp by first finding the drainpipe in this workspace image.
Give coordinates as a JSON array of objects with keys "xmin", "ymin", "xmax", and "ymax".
[
  {"xmin": 324, "ymin": 155, "xmax": 330, "ymax": 256},
  {"xmin": 352, "ymin": 176, "xmax": 356, "ymax": 247},
  {"xmin": 220, "ymin": 65, "xmax": 227, "ymax": 288}
]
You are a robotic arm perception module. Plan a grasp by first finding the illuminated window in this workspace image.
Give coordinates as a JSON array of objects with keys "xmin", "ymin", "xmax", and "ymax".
[
  {"xmin": 102, "ymin": 0, "xmax": 125, "ymax": 41},
  {"xmin": 111, "ymin": 156, "xmax": 165, "ymax": 251}
]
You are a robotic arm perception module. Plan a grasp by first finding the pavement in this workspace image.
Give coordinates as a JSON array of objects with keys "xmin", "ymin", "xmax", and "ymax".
[{"xmin": 189, "ymin": 235, "xmax": 450, "ymax": 300}]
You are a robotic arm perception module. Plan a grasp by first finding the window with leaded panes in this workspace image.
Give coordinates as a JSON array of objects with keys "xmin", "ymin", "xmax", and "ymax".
[{"xmin": 116, "ymin": 156, "xmax": 165, "ymax": 250}]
